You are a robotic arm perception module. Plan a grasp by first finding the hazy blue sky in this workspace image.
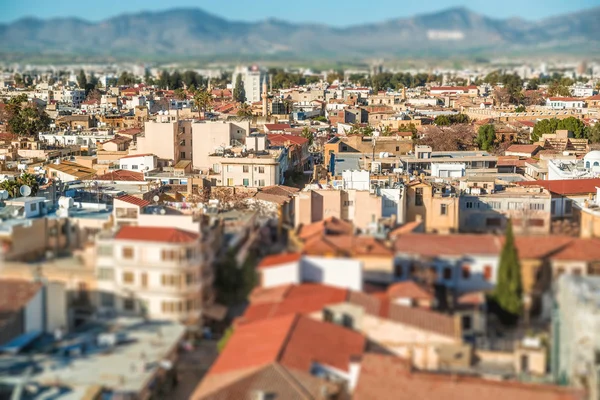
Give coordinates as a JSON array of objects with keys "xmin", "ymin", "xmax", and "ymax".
[{"xmin": 2, "ymin": 0, "xmax": 599, "ymax": 25}]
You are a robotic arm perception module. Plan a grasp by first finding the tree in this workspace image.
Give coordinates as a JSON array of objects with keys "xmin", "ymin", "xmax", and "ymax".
[
  {"xmin": 13, "ymin": 73, "xmax": 23, "ymax": 86},
  {"xmin": 476, "ymin": 124, "xmax": 496, "ymax": 151},
  {"xmin": 217, "ymin": 327, "xmax": 234, "ymax": 353},
  {"xmin": 233, "ymin": 74, "xmax": 246, "ymax": 103},
  {"xmin": 301, "ymin": 126, "xmax": 313, "ymax": 146},
  {"xmin": 417, "ymin": 125, "xmax": 476, "ymax": 151},
  {"xmin": 531, "ymin": 117, "xmax": 587, "ymax": 142},
  {"xmin": 236, "ymin": 103, "xmax": 253, "ymax": 118},
  {"xmin": 434, "ymin": 115, "xmax": 451, "ymax": 126},
  {"xmin": 547, "ymin": 81, "xmax": 571, "ymax": 97},
  {"xmin": 193, "ymin": 88, "xmax": 213, "ymax": 117},
  {"xmin": 381, "ymin": 125, "xmax": 393, "ymax": 137},
  {"xmin": 6, "ymin": 94, "xmax": 51, "ymax": 137},
  {"xmin": 588, "ymin": 124, "xmax": 600, "ymax": 143},
  {"xmin": 157, "ymin": 70, "xmax": 170, "ymax": 89},
  {"xmin": 493, "ymin": 221, "xmax": 523, "ymax": 318},
  {"xmin": 559, "ymin": 116, "xmax": 587, "ymax": 139},
  {"xmin": 514, "ymin": 105, "xmax": 526, "ymax": 113},
  {"xmin": 0, "ymin": 173, "xmax": 39, "ymax": 198},
  {"xmin": 531, "ymin": 118, "xmax": 560, "ymax": 142},
  {"xmin": 77, "ymin": 70, "xmax": 87, "ymax": 89},
  {"xmin": 527, "ymin": 78, "xmax": 540, "ymax": 90},
  {"xmin": 522, "ymin": 90, "xmax": 545, "ymax": 106},
  {"xmin": 173, "ymin": 88, "xmax": 187, "ymax": 101},
  {"xmin": 85, "ymin": 89, "xmax": 102, "ymax": 103}
]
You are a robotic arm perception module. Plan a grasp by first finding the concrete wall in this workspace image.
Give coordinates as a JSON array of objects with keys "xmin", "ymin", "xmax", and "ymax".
[
  {"xmin": 301, "ymin": 256, "xmax": 363, "ymax": 291},
  {"xmin": 191, "ymin": 121, "xmax": 249, "ymax": 169},
  {"xmin": 24, "ymin": 288, "xmax": 44, "ymax": 333},
  {"xmin": 261, "ymin": 262, "xmax": 301, "ymax": 288}
]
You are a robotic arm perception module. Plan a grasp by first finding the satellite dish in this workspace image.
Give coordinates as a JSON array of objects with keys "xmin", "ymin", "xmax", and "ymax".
[
  {"xmin": 160, "ymin": 209, "xmax": 166, "ymax": 215},
  {"xmin": 19, "ymin": 185, "xmax": 32, "ymax": 197},
  {"xmin": 153, "ymin": 195, "xmax": 160, "ymax": 202}
]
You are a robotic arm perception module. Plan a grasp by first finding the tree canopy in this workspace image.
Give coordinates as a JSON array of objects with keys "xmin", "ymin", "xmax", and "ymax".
[
  {"xmin": 531, "ymin": 117, "xmax": 587, "ymax": 142},
  {"xmin": 233, "ymin": 74, "xmax": 246, "ymax": 103},
  {"xmin": 5, "ymin": 94, "xmax": 51, "ymax": 137},
  {"xmin": 434, "ymin": 114, "xmax": 470, "ymax": 126},
  {"xmin": 476, "ymin": 124, "xmax": 496, "ymax": 151},
  {"xmin": 492, "ymin": 221, "xmax": 523, "ymax": 318}
]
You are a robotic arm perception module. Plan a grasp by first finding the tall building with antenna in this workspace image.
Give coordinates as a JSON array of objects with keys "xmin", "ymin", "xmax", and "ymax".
[{"xmin": 231, "ymin": 65, "xmax": 267, "ymax": 103}]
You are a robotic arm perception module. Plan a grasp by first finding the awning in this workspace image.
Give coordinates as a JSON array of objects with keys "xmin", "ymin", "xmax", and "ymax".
[
  {"xmin": 203, "ymin": 303, "xmax": 228, "ymax": 321},
  {"xmin": 0, "ymin": 330, "xmax": 42, "ymax": 354}
]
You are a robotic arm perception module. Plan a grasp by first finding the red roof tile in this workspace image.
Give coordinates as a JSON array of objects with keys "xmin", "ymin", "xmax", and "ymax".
[
  {"xmin": 114, "ymin": 194, "xmax": 151, "ymax": 208},
  {"xmin": 297, "ymin": 217, "xmax": 354, "ymax": 241},
  {"xmin": 302, "ymin": 235, "xmax": 393, "ymax": 257},
  {"xmin": 354, "ymin": 353, "xmax": 584, "ymax": 400},
  {"xmin": 394, "ymin": 234, "xmax": 502, "ymax": 257},
  {"xmin": 95, "ymin": 170, "xmax": 145, "ymax": 182},
  {"xmin": 548, "ymin": 97, "xmax": 582, "ymax": 102},
  {"xmin": 264, "ymin": 124, "xmax": 291, "ymax": 131},
  {"xmin": 387, "ymin": 281, "xmax": 434, "ymax": 301},
  {"xmin": 267, "ymin": 134, "xmax": 308, "ymax": 147},
  {"xmin": 119, "ymin": 153, "xmax": 155, "ymax": 159},
  {"xmin": 517, "ymin": 178, "xmax": 600, "ymax": 195},
  {"xmin": 506, "ymin": 144, "xmax": 540, "ymax": 153},
  {"xmin": 114, "ymin": 226, "xmax": 199, "ymax": 243},
  {"xmin": 257, "ymin": 253, "xmax": 302, "ymax": 269}
]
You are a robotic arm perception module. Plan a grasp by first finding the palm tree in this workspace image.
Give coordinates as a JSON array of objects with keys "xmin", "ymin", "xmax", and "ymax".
[
  {"xmin": 0, "ymin": 179, "xmax": 19, "ymax": 198},
  {"xmin": 301, "ymin": 126, "xmax": 313, "ymax": 146},
  {"xmin": 381, "ymin": 125, "xmax": 393, "ymax": 137},
  {"xmin": 237, "ymin": 103, "xmax": 253, "ymax": 118},
  {"xmin": 18, "ymin": 172, "xmax": 39, "ymax": 196},
  {"xmin": 193, "ymin": 88, "xmax": 213, "ymax": 118}
]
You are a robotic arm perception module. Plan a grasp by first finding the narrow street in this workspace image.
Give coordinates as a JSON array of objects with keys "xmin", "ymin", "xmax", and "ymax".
[{"xmin": 171, "ymin": 339, "xmax": 219, "ymax": 400}]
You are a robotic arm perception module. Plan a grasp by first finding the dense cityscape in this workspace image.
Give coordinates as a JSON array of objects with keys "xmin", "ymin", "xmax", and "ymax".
[{"xmin": 1, "ymin": 2, "xmax": 600, "ymax": 400}]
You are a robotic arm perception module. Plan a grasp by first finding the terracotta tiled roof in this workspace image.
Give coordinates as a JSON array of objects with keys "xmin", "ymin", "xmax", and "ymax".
[
  {"xmin": 114, "ymin": 194, "xmax": 151, "ymax": 208},
  {"xmin": 354, "ymin": 353, "xmax": 584, "ymax": 400},
  {"xmin": 240, "ymin": 283, "xmax": 348, "ymax": 324},
  {"xmin": 386, "ymin": 281, "xmax": 434, "ymax": 301},
  {"xmin": 548, "ymin": 97, "xmax": 582, "ymax": 102},
  {"xmin": 389, "ymin": 220, "xmax": 424, "ymax": 237},
  {"xmin": 257, "ymin": 253, "xmax": 302, "ymax": 269},
  {"xmin": 550, "ymin": 238, "xmax": 600, "ymax": 261},
  {"xmin": 260, "ymin": 185, "xmax": 300, "ymax": 197},
  {"xmin": 506, "ymin": 144, "xmax": 540, "ymax": 153},
  {"xmin": 387, "ymin": 303, "xmax": 456, "ymax": 337},
  {"xmin": 394, "ymin": 234, "xmax": 502, "ymax": 257},
  {"xmin": 114, "ymin": 226, "xmax": 199, "ymax": 243},
  {"xmin": 264, "ymin": 124, "xmax": 291, "ymax": 131},
  {"xmin": 210, "ymin": 314, "xmax": 364, "ymax": 375},
  {"xmin": 297, "ymin": 217, "xmax": 354, "ymax": 241},
  {"xmin": 302, "ymin": 235, "xmax": 393, "ymax": 257},
  {"xmin": 119, "ymin": 153, "xmax": 155, "ymax": 159},
  {"xmin": 267, "ymin": 134, "xmax": 308, "ymax": 147},
  {"xmin": 0, "ymin": 279, "xmax": 42, "ymax": 330},
  {"xmin": 517, "ymin": 178, "xmax": 600, "ymax": 195},
  {"xmin": 95, "ymin": 170, "xmax": 145, "ymax": 182}
]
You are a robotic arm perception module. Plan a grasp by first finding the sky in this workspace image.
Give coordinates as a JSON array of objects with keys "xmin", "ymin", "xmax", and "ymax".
[{"xmin": 2, "ymin": 0, "xmax": 599, "ymax": 25}]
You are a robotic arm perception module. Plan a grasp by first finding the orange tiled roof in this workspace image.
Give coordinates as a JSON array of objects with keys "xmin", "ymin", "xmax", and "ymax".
[
  {"xmin": 95, "ymin": 170, "xmax": 145, "ymax": 182},
  {"xmin": 302, "ymin": 234, "xmax": 393, "ymax": 257},
  {"xmin": 394, "ymin": 234, "xmax": 502, "ymax": 257},
  {"xmin": 518, "ymin": 178, "xmax": 600, "ymax": 195},
  {"xmin": 114, "ymin": 226, "xmax": 199, "ymax": 243},
  {"xmin": 114, "ymin": 194, "xmax": 151, "ymax": 208},
  {"xmin": 297, "ymin": 217, "xmax": 354, "ymax": 241},
  {"xmin": 257, "ymin": 253, "xmax": 302, "ymax": 269},
  {"xmin": 386, "ymin": 281, "xmax": 434, "ymax": 301}
]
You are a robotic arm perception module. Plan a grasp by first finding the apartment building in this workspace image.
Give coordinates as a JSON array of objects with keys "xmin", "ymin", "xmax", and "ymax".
[
  {"xmin": 95, "ymin": 225, "xmax": 213, "ymax": 324},
  {"xmin": 231, "ymin": 65, "xmax": 267, "ymax": 103},
  {"xmin": 459, "ymin": 186, "xmax": 552, "ymax": 235},
  {"xmin": 191, "ymin": 121, "xmax": 249, "ymax": 170},
  {"xmin": 404, "ymin": 180, "xmax": 459, "ymax": 234},
  {"xmin": 136, "ymin": 112, "xmax": 192, "ymax": 164}
]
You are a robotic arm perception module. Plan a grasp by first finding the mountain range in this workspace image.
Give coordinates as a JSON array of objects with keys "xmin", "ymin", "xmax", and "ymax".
[{"xmin": 1, "ymin": 6, "xmax": 599, "ymax": 61}]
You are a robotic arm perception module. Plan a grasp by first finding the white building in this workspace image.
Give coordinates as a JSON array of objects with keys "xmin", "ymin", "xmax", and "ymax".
[
  {"xmin": 547, "ymin": 157, "xmax": 597, "ymax": 180},
  {"xmin": 60, "ymin": 89, "xmax": 86, "ymax": 107},
  {"xmin": 95, "ymin": 225, "xmax": 212, "ymax": 322},
  {"xmin": 431, "ymin": 163, "xmax": 466, "ymax": 178},
  {"xmin": 119, "ymin": 154, "xmax": 158, "ymax": 172},
  {"xmin": 571, "ymin": 85, "xmax": 595, "ymax": 98},
  {"xmin": 546, "ymin": 97, "xmax": 585, "ymax": 110},
  {"xmin": 257, "ymin": 253, "xmax": 363, "ymax": 291},
  {"xmin": 342, "ymin": 170, "xmax": 370, "ymax": 190},
  {"xmin": 232, "ymin": 65, "xmax": 267, "ymax": 103}
]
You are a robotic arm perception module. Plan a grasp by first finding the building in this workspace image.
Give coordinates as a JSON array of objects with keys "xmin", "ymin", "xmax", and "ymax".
[
  {"xmin": 191, "ymin": 121, "xmax": 250, "ymax": 170},
  {"xmin": 231, "ymin": 65, "xmax": 267, "ymax": 103},
  {"xmin": 118, "ymin": 153, "xmax": 158, "ymax": 172},
  {"xmin": 136, "ymin": 113, "xmax": 192, "ymax": 164},
  {"xmin": 404, "ymin": 180, "xmax": 459, "ymax": 234},
  {"xmin": 46, "ymin": 160, "xmax": 97, "ymax": 182},
  {"xmin": 553, "ymin": 275, "xmax": 600, "ymax": 400},
  {"xmin": 95, "ymin": 225, "xmax": 213, "ymax": 324},
  {"xmin": 546, "ymin": 97, "xmax": 586, "ymax": 110},
  {"xmin": 399, "ymin": 146, "xmax": 497, "ymax": 176}
]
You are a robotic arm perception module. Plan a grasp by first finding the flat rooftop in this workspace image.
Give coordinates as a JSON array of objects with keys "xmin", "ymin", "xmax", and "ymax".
[{"xmin": 0, "ymin": 318, "xmax": 185, "ymax": 399}]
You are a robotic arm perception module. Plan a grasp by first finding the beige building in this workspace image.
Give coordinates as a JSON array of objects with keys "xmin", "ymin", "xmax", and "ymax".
[
  {"xmin": 136, "ymin": 113, "xmax": 193, "ymax": 164},
  {"xmin": 191, "ymin": 121, "xmax": 250, "ymax": 170},
  {"xmin": 405, "ymin": 180, "xmax": 459, "ymax": 234},
  {"xmin": 294, "ymin": 189, "xmax": 383, "ymax": 232}
]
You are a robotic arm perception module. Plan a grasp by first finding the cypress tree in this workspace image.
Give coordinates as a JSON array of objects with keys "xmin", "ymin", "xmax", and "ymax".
[
  {"xmin": 233, "ymin": 74, "xmax": 246, "ymax": 103},
  {"xmin": 493, "ymin": 220, "xmax": 523, "ymax": 317}
]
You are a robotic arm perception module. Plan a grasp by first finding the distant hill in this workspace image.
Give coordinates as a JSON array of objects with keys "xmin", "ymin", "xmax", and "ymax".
[{"xmin": 1, "ymin": 6, "xmax": 599, "ymax": 61}]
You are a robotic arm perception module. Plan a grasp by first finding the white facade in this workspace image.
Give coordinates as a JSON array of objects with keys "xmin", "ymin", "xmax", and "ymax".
[
  {"xmin": 232, "ymin": 65, "xmax": 267, "ymax": 103},
  {"xmin": 39, "ymin": 130, "xmax": 114, "ymax": 149},
  {"xmin": 546, "ymin": 98, "xmax": 585, "ymax": 109},
  {"xmin": 260, "ymin": 256, "xmax": 363, "ymax": 291},
  {"xmin": 342, "ymin": 170, "xmax": 370, "ymax": 190},
  {"xmin": 119, "ymin": 154, "xmax": 157, "ymax": 172},
  {"xmin": 571, "ymin": 86, "xmax": 595, "ymax": 98},
  {"xmin": 431, "ymin": 163, "xmax": 466, "ymax": 178},
  {"xmin": 61, "ymin": 89, "xmax": 86, "ymax": 107}
]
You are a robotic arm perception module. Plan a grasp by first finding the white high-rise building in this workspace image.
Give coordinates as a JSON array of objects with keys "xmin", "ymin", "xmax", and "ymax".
[{"xmin": 232, "ymin": 65, "xmax": 267, "ymax": 103}]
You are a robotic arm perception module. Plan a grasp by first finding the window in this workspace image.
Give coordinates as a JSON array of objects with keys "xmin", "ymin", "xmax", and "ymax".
[
  {"xmin": 258, "ymin": 179, "xmax": 265, "ymax": 187},
  {"xmin": 394, "ymin": 264, "xmax": 403, "ymax": 278},
  {"xmin": 323, "ymin": 309, "xmax": 334, "ymax": 322},
  {"xmin": 508, "ymin": 202, "xmax": 523, "ymax": 210},
  {"xmin": 123, "ymin": 298, "xmax": 135, "ymax": 311},
  {"xmin": 440, "ymin": 204, "xmax": 448, "ymax": 215},
  {"xmin": 489, "ymin": 201, "xmax": 501, "ymax": 210},
  {"xmin": 141, "ymin": 273, "xmax": 148, "ymax": 288},
  {"xmin": 243, "ymin": 165, "xmax": 249, "ymax": 173},
  {"xmin": 97, "ymin": 245, "xmax": 113, "ymax": 257},
  {"xmin": 227, "ymin": 178, "xmax": 234, "ymax": 186},
  {"xmin": 98, "ymin": 267, "xmax": 115, "ymax": 281},
  {"xmin": 551, "ymin": 201, "xmax": 556, "ymax": 215},
  {"xmin": 116, "ymin": 208, "xmax": 138, "ymax": 219},
  {"xmin": 131, "ymin": 165, "xmax": 138, "ymax": 170},
  {"xmin": 226, "ymin": 165, "xmax": 233, "ymax": 172},
  {"xmin": 461, "ymin": 315, "xmax": 472, "ymax": 330},
  {"xmin": 462, "ymin": 266, "xmax": 471, "ymax": 279},
  {"xmin": 342, "ymin": 314, "xmax": 354, "ymax": 329},
  {"xmin": 212, "ymin": 163, "xmax": 221, "ymax": 173},
  {"xmin": 123, "ymin": 272, "xmax": 135, "ymax": 284},
  {"xmin": 396, "ymin": 146, "xmax": 400, "ymax": 151},
  {"xmin": 465, "ymin": 201, "xmax": 473, "ymax": 209},
  {"xmin": 100, "ymin": 292, "xmax": 114, "ymax": 307},
  {"xmin": 588, "ymin": 263, "xmax": 600, "ymax": 276},
  {"xmin": 529, "ymin": 203, "xmax": 545, "ymax": 211},
  {"xmin": 161, "ymin": 249, "xmax": 178, "ymax": 261},
  {"xmin": 122, "ymin": 247, "xmax": 134, "ymax": 259},
  {"xmin": 30, "ymin": 203, "xmax": 37, "ymax": 212},
  {"xmin": 527, "ymin": 219, "xmax": 545, "ymax": 227},
  {"xmin": 484, "ymin": 265, "xmax": 492, "ymax": 281},
  {"xmin": 443, "ymin": 267, "xmax": 453, "ymax": 280},
  {"xmin": 258, "ymin": 166, "xmax": 265, "ymax": 173},
  {"xmin": 556, "ymin": 267, "xmax": 565, "ymax": 276},
  {"xmin": 565, "ymin": 199, "xmax": 573, "ymax": 215},
  {"xmin": 180, "ymin": 152, "xmax": 186, "ymax": 159},
  {"xmin": 573, "ymin": 268, "xmax": 582, "ymax": 276},
  {"xmin": 415, "ymin": 188, "xmax": 423, "ymax": 206},
  {"xmin": 343, "ymin": 200, "xmax": 354, "ymax": 206}
]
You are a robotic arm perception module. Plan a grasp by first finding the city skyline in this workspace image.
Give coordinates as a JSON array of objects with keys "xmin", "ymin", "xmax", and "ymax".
[{"xmin": 2, "ymin": 0, "xmax": 599, "ymax": 26}]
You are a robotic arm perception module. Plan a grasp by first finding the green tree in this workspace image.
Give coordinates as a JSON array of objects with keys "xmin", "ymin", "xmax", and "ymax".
[
  {"xmin": 17, "ymin": 173, "xmax": 39, "ymax": 195},
  {"xmin": 157, "ymin": 70, "xmax": 170, "ymax": 89},
  {"xmin": 588, "ymin": 124, "xmax": 600, "ymax": 144},
  {"xmin": 514, "ymin": 105, "xmax": 526, "ymax": 113},
  {"xmin": 493, "ymin": 221, "xmax": 523, "ymax": 318},
  {"xmin": 0, "ymin": 179, "xmax": 19, "ymax": 198},
  {"xmin": 169, "ymin": 70, "xmax": 183, "ymax": 89},
  {"xmin": 173, "ymin": 88, "xmax": 187, "ymax": 101},
  {"xmin": 217, "ymin": 327, "xmax": 234, "ymax": 353},
  {"xmin": 547, "ymin": 81, "xmax": 571, "ymax": 97},
  {"xmin": 381, "ymin": 125, "xmax": 393, "ymax": 137},
  {"xmin": 531, "ymin": 118, "xmax": 559, "ymax": 142},
  {"xmin": 476, "ymin": 124, "xmax": 496, "ymax": 151},
  {"xmin": 193, "ymin": 88, "xmax": 213, "ymax": 117},
  {"xmin": 371, "ymin": 73, "xmax": 393, "ymax": 92},
  {"xmin": 77, "ymin": 69, "xmax": 87, "ymax": 89},
  {"xmin": 13, "ymin": 73, "xmax": 23, "ymax": 86},
  {"xmin": 301, "ymin": 126, "xmax": 313, "ymax": 146},
  {"xmin": 237, "ymin": 103, "xmax": 253, "ymax": 118},
  {"xmin": 434, "ymin": 115, "xmax": 451, "ymax": 126},
  {"xmin": 559, "ymin": 116, "xmax": 587, "ymax": 139},
  {"xmin": 6, "ymin": 94, "xmax": 51, "ymax": 137},
  {"xmin": 233, "ymin": 74, "xmax": 246, "ymax": 103},
  {"xmin": 527, "ymin": 78, "xmax": 539, "ymax": 90}
]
